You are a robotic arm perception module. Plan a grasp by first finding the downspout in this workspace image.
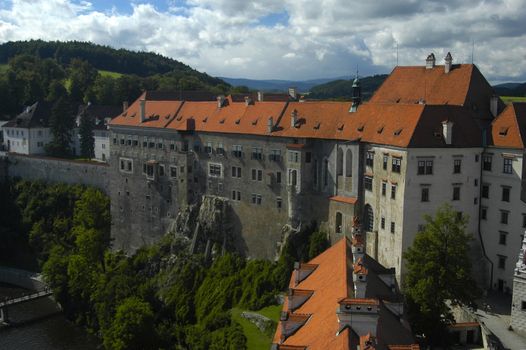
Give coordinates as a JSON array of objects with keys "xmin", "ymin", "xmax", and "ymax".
[{"xmin": 478, "ymin": 130, "xmax": 494, "ymax": 289}]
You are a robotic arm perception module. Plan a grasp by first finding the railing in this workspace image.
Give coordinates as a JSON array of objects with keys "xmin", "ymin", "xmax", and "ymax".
[{"xmin": 0, "ymin": 288, "xmax": 53, "ymax": 308}]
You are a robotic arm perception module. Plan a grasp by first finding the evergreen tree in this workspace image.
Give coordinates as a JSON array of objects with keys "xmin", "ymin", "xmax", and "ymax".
[
  {"xmin": 46, "ymin": 96, "xmax": 75, "ymax": 157},
  {"xmin": 403, "ymin": 204, "xmax": 481, "ymax": 345},
  {"xmin": 78, "ymin": 111, "xmax": 94, "ymax": 158}
]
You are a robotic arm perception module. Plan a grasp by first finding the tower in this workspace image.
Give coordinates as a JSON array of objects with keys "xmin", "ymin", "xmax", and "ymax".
[
  {"xmin": 511, "ymin": 233, "xmax": 526, "ymax": 336},
  {"xmin": 350, "ymin": 74, "xmax": 361, "ymax": 113}
]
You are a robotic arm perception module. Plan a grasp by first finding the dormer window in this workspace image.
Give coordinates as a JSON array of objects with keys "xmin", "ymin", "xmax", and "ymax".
[
  {"xmin": 394, "ymin": 128, "xmax": 403, "ymax": 136},
  {"xmin": 499, "ymin": 127, "xmax": 509, "ymax": 136}
]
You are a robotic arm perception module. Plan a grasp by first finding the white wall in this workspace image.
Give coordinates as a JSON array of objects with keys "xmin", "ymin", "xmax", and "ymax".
[
  {"xmin": 2, "ymin": 126, "xmax": 52, "ymax": 155},
  {"xmin": 480, "ymin": 147, "xmax": 525, "ymax": 292},
  {"xmin": 94, "ymin": 129, "xmax": 110, "ymax": 162}
]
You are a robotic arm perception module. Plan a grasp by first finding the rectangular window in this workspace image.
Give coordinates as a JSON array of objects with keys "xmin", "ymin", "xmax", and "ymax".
[
  {"xmin": 366, "ymin": 151, "xmax": 374, "ymax": 168},
  {"xmin": 126, "ymin": 139, "xmax": 132, "ymax": 146},
  {"xmin": 231, "ymin": 166, "xmax": 242, "ymax": 178},
  {"xmin": 159, "ymin": 164, "xmax": 165, "ymax": 176},
  {"xmin": 453, "ymin": 159, "xmax": 462, "ymax": 174},
  {"xmin": 417, "ymin": 160, "xmax": 433, "ymax": 175},
  {"xmin": 149, "ymin": 142, "xmax": 155, "ymax": 148},
  {"xmin": 231, "ymin": 190, "xmax": 241, "ymax": 201},
  {"xmin": 232, "ymin": 145, "xmax": 242, "ymax": 158},
  {"xmin": 481, "ymin": 207, "xmax": 487, "ymax": 220},
  {"xmin": 251, "ymin": 147, "xmax": 263, "ymax": 160},
  {"xmin": 208, "ymin": 163, "xmax": 222, "ymax": 177},
  {"xmin": 383, "ymin": 155, "xmax": 388, "ymax": 170},
  {"xmin": 483, "ymin": 155, "xmax": 492, "ymax": 171},
  {"xmin": 269, "ymin": 149, "xmax": 281, "ymax": 162},
  {"xmin": 498, "ymin": 255, "xmax": 506, "ymax": 269},
  {"xmin": 453, "ymin": 186, "xmax": 460, "ymax": 201},
  {"xmin": 421, "ymin": 187, "xmax": 429, "ymax": 202},
  {"xmin": 170, "ymin": 166, "xmax": 177, "ymax": 178},
  {"xmin": 120, "ymin": 138, "xmax": 125, "ymax": 145},
  {"xmin": 482, "ymin": 184, "xmax": 489, "ymax": 199},
  {"xmin": 182, "ymin": 141, "xmax": 189, "ymax": 152},
  {"xmin": 276, "ymin": 172, "xmax": 282, "ymax": 184},
  {"xmin": 381, "ymin": 217, "xmax": 385, "ymax": 230},
  {"xmin": 390, "ymin": 222, "xmax": 395, "ymax": 234},
  {"xmin": 391, "ymin": 184, "xmax": 397, "ymax": 199},
  {"xmin": 204, "ymin": 142, "xmax": 213, "ymax": 154},
  {"xmin": 500, "ymin": 210, "xmax": 509, "ymax": 224},
  {"xmin": 277, "ymin": 197, "xmax": 283, "ymax": 209},
  {"xmin": 381, "ymin": 181, "xmax": 387, "ymax": 196},
  {"xmin": 251, "ymin": 194, "xmax": 262, "ymax": 205},
  {"xmin": 251, "ymin": 169, "xmax": 263, "ymax": 181},
  {"xmin": 392, "ymin": 158, "xmax": 401, "ymax": 173},
  {"xmin": 499, "ymin": 232, "xmax": 508, "ymax": 245},
  {"xmin": 170, "ymin": 143, "xmax": 175, "ymax": 150},
  {"xmin": 364, "ymin": 176, "xmax": 373, "ymax": 191},
  {"xmin": 119, "ymin": 158, "xmax": 133, "ymax": 174},
  {"xmin": 216, "ymin": 143, "xmax": 225, "ymax": 155},
  {"xmin": 503, "ymin": 158, "xmax": 513, "ymax": 174},
  {"xmin": 288, "ymin": 151, "xmax": 300, "ymax": 163},
  {"xmin": 502, "ymin": 187, "xmax": 511, "ymax": 202}
]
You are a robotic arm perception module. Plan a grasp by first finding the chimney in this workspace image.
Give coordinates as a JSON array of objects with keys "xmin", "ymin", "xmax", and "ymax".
[
  {"xmin": 257, "ymin": 91, "xmax": 264, "ymax": 102},
  {"xmin": 267, "ymin": 116, "xmax": 274, "ymax": 133},
  {"xmin": 336, "ymin": 298, "xmax": 380, "ymax": 337},
  {"xmin": 244, "ymin": 96, "xmax": 252, "ymax": 106},
  {"xmin": 351, "ymin": 235, "xmax": 365, "ymax": 263},
  {"xmin": 217, "ymin": 95, "xmax": 226, "ymax": 108},
  {"xmin": 288, "ymin": 87, "xmax": 297, "ymax": 99},
  {"xmin": 426, "ymin": 53, "xmax": 436, "ymax": 69},
  {"xmin": 139, "ymin": 98, "xmax": 146, "ymax": 122},
  {"xmin": 122, "ymin": 101, "xmax": 129, "ymax": 112},
  {"xmin": 490, "ymin": 95, "xmax": 499, "ymax": 117},
  {"xmin": 442, "ymin": 120, "xmax": 454, "ymax": 145},
  {"xmin": 353, "ymin": 259, "xmax": 368, "ymax": 298},
  {"xmin": 291, "ymin": 109, "xmax": 298, "ymax": 128},
  {"xmin": 444, "ymin": 52, "xmax": 453, "ymax": 73}
]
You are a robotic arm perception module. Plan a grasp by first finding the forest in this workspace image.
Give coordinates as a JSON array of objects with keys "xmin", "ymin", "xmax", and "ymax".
[{"xmin": 0, "ymin": 179, "xmax": 329, "ymax": 349}]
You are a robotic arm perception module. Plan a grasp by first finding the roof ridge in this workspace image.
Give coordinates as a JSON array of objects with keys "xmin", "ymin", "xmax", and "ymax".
[{"xmin": 510, "ymin": 103, "xmax": 525, "ymax": 148}]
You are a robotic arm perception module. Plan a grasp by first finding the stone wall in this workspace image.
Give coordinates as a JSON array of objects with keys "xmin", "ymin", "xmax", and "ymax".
[{"xmin": 5, "ymin": 153, "xmax": 110, "ymax": 192}]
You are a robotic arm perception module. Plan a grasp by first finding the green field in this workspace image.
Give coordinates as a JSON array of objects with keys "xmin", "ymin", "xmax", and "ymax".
[
  {"xmin": 231, "ymin": 304, "xmax": 281, "ymax": 350},
  {"xmin": 501, "ymin": 96, "xmax": 526, "ymax": 104},
  {"xmin": 0, "ymin": 63, "xmax": 9, "ymax": 73},
  {"xmin": 99, "ymin": 70, "xmax": 123, "ymax": 78}
]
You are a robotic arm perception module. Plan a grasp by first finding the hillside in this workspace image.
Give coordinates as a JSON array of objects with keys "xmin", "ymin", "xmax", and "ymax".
[
  {"xmin": 220, "ymin": 76, "xmax": 345, "ymax": 92},
  {"xmin": 307, "ymin": 74, "xmax": 388, "ymax": 100},
  {"xmin": 494, "ymin": 82, "xmax": 526, "ymax": 97}
]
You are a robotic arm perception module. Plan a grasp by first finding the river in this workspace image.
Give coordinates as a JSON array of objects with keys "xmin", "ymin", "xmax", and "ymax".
[{"xmin": 0, "ymin": 283, "xmax": 101, "ymax": 349}]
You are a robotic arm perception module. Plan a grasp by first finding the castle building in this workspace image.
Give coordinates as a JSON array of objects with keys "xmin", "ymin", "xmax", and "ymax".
[{"xmin": 108, "ymin": 53, "xmax": 526, "ymax": 289}]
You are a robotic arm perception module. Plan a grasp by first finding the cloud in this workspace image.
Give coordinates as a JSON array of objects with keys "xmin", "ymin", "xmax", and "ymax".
[{"xmin": 0, "ymin": 0, "xmax": 524, "ymax": 82}]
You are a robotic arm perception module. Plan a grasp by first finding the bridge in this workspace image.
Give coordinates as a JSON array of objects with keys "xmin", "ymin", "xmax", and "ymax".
[{"xmin": 0, "ymin": 288, "xmax": 53, "ymax": 324}]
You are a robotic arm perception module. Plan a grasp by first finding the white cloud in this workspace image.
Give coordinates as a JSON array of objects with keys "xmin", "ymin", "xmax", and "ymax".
[{"xmin": 0, "ymin": 0, "xmax": 524, "ymax": 81}]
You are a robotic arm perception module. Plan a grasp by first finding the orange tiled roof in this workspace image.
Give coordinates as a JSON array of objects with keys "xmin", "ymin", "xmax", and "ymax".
[
  {"xmin": 490, "ymin": 103, "xmax": 526, "ymax": 149},
  {"xmin": 330, "ymin": 196, "xmax": 358, "ymax": 205}
]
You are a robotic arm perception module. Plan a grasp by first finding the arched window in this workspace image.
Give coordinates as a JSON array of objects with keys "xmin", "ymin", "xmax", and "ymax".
[
  {"xmin": 289, "ymin": 169, "xmax": 297, "ymax": 186},
  {"xmin": 337, "ymin": 148, "xmax": 343, "ymax": 176},
  {"xmin": 364, "ymin": 204, "xmax": 374, "ymax": 232},
  {"xmin": 336, "ymin": 212, "xmax": 343, "ymax": 233},
  {"xmin": 345, "ymin": 149, "xmax": 353, "ymax": 177}
]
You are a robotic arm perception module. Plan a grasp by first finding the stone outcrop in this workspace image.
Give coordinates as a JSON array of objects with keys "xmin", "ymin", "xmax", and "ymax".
[{"xmin": 241, "ymin": 311, "xmax": 276, "ymax": 337}]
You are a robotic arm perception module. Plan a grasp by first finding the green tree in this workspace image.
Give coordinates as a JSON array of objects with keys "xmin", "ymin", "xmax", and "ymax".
[
  {"xmin": 69, "ymin": 59, "xmax": 98, "ymax": 103},
  {"xmin": 78, "ymin": 112, "xmax": 94, "ymax": 158},
  {"xmin": 104, "ymin": 297, "xmax": 156, "ymax": 350},
  {"xmin": 308, "ymin": 230, "xmax": 330, "ymax": 260},
  {"xmin": 403, "ymin": 204, "xmax": 481, "ymax": 345},
  {"xmin": 46, "ymin": 96, "xmax": 75, "ymax": 157}
]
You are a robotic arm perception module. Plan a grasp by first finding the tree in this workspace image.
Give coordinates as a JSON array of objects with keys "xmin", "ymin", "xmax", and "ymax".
[
  {"xmin": 68, "ymin": 59, "xmax": 98, "ymax": 103},
  {"xmin": 46, "ymin": 96, "xmax": 75, "ymax": 157},
  {"xmin": 403, "ymin": 204, "xmax": 481, "ymax": 345},
  {"xmin": 78, "ymin": 111, "xmax": 95, "ymax": 158}
]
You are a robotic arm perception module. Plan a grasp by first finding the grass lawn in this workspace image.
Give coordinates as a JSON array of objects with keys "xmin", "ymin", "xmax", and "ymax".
[
  {"xmin": 99, "ymin": 70, "xmax": 123, "ymax": 78},
  {"xmin": 231, "ymin": 304, "xmax": 281, "ymax": 350},
  {"xmin": 501, "ymin": 96, "xmax": 526, "ymax": 104}
]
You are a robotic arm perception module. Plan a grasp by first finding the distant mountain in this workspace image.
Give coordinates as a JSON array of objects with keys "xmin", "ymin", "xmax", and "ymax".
[
  {"xmin": 493, "ymin": 82, "xmax": 526, "ymax": 97},
  {"xmin": 220, "ymin": 76, "xmax": 349, "ymax": 92},
  {"xmin": 307, "ymin": 75, "xmax": 389, "ymax": 100}
]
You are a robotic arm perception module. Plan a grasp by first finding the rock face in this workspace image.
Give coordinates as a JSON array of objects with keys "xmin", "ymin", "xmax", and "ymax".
[
  {"xmin": 241, "ymin": 311, "xmax": 277, "ymax": 337},
  {"xmin": 169, "ymin": 195, "xmax": 232, "ymax": 257}
]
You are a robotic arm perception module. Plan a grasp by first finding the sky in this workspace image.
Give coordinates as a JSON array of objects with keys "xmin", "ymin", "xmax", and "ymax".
[{"xmin": 0, "ymin": 0, "xmax": 525, "ymax": 83}]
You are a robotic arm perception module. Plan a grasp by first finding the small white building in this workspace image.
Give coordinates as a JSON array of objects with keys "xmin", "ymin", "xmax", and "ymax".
[{"xmin": 1, "ymin": 102, "xmax": 52, "ymax": 155}]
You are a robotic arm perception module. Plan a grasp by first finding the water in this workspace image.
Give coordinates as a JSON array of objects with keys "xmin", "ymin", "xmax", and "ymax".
[{"xmin": 0, "ymin": 283, "xmax": 101, "ymax": 350}]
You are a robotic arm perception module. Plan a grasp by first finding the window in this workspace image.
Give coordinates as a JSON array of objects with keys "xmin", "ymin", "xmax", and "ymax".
[
  {"xmin": 289, "ymin": 169, "xmax": 298, "ymax": 186},
  {"xmin": 502, "ymin": 187, "xmax": 511, "ymax": 202},
  {"xmin": 277, "ymin": 197, "xmax": 283, "ymax": 209},
  {"xmin": 170, "ymin": 143, "xmax": 175, "ymax": 150},
  {"xmin": 208, "ymin": 163, "xmax": 222, "ymax": 177},
  {"xmin": 269, "ymin": 149, "xmax": 281, "ymax": 162},
  {"xmin": 483, "ymin": 155, "xmax": 492, "ymax": 171},
  {"xmin": 390, "ymin": 222, "xmax": 395, "ymax": 234},
  {"xmin": 392, "ymin": 158, "xmax": 401, "ymax": 173},
  {"xmin": 481, "ymin": 207, "xmax": 487, "ymax": 220},
  {"xmin": 381, "ymin": 181, "xmax": 387, "ymax": 196},
  {"xmin": 159, "ymin": 164, "xmax": 165, "ymax": 176},
  {"xmin": 276, "ymin": 172, "xmax": 282, "ymax": 184},
  {"xmin": 231, "ymin": 190, "xmax": 241, "ymax": 201},
  {"xmin": 132, "ymin": 140, "xmax": 138, "ymax": 147},
  {"xmin": 417, "ymin": 160, "xmax": 433, "ymax": 175},
  {"xmin": 182, "ymin": 141, "xmax": 189, "ymax": 152},
  {"xmin": 119, "ymin": 158, "xmax": 133, "ymax": 174},
  {"xmin": 251, "ymin": 147, "xmax": 263, "ymax": 160},
  {"xmin": 421, "ymin": 187, "xmax": 429, "ymax": 202},
  {"xmin": 500, "ymin": 210, "xmax": 509, "ymax": 224},
  {"xmin": 366, "ymin": 152, "xmax": 374, "ymax": 168},
  {"xmin": 120, "ymin": 138, "xmax": 125, "ymax": 145},
  {"xmin": 383, "ymin": 155, "xmax": 388, "ymax": 170},
  {"xmin": 453, "ymin": 186, "xmax": 460, "ymax": 201},
  {"xmin": 521, "ymin": 301, "xmax": 526, "ymax": 311},
  {"xmin": 170, "ymin": 166, "xmax": 177, "ymax": 178},
  {"xmin": 289, "ymin": 151, "xmax": 300, "ymax": 163},
  {"xmin": 216, "ymin": 143, "xmax": 225, "ymax": 155},
  {"xmin": 503, "ymin": 158, "xmax": 513, "ymax": 174},
  {"xmin": 475, "ymin": 154, "xmax": 479, "ymax": 162},
  {"xmin": 251, "ymin": 169, "xmax": 263, "ymax": 181},
  {"xmin": 499, "ymin": 232, "xmax": 508, "ymax": 245},
  {"xmin": 498, "ymin": 255, "xmax": 506, "ymax": 269},
  {"xmin": 251, "ymin": 194, "xmax": 262, "ymax": 205},
  {"xmin": 391, "ymin": 184, "xmax": 397, "ymax": 199},
  {"xmin": 364, "ymin": 176, "xmax": 373, "ymax": 191},
  {"xmin": 232, "ymin": 145, "xmax": 242, "ymax": 158},
  {"xmin": 193, "ymin": 142, "xmax": 201, "ymax": 152},
  {"xmin": 149, "ymin": 141, "xmax": 155, "ymax": 148},
  {"xmin": 482, "ymin": 184, "xmax": 489, "ymax": 198},
  {"xmin": 453, "ymin": 159, "xmax": 462, "ymax": 174},
  {"xmin": 381, "ymin": 217, "xmax": 385, "ymax": 230},
  {"xmin": 364, "ymin": 205, "xmax": 374, "ymax": 232},
  {"xmin": 204, "ymin": 142, "xmax": 213, "ymax": 154},
  {"xmin": 126, "ymin": 139, "xmax": 132, "ymax": 146},
  {"xmin": 231, "ymin": 166, "xmax": 242, "ymax": 178}
]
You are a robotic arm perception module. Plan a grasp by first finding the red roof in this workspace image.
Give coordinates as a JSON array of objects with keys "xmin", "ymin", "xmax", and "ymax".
[{"xmin": 490, "ymin": 103, "xmax": 526, "ymax": 148}]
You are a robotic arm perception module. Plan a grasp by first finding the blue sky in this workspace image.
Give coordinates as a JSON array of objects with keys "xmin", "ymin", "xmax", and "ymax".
[{"xmin": 0, "ymin": 0, "xmax": 525, "ymax": 82}]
